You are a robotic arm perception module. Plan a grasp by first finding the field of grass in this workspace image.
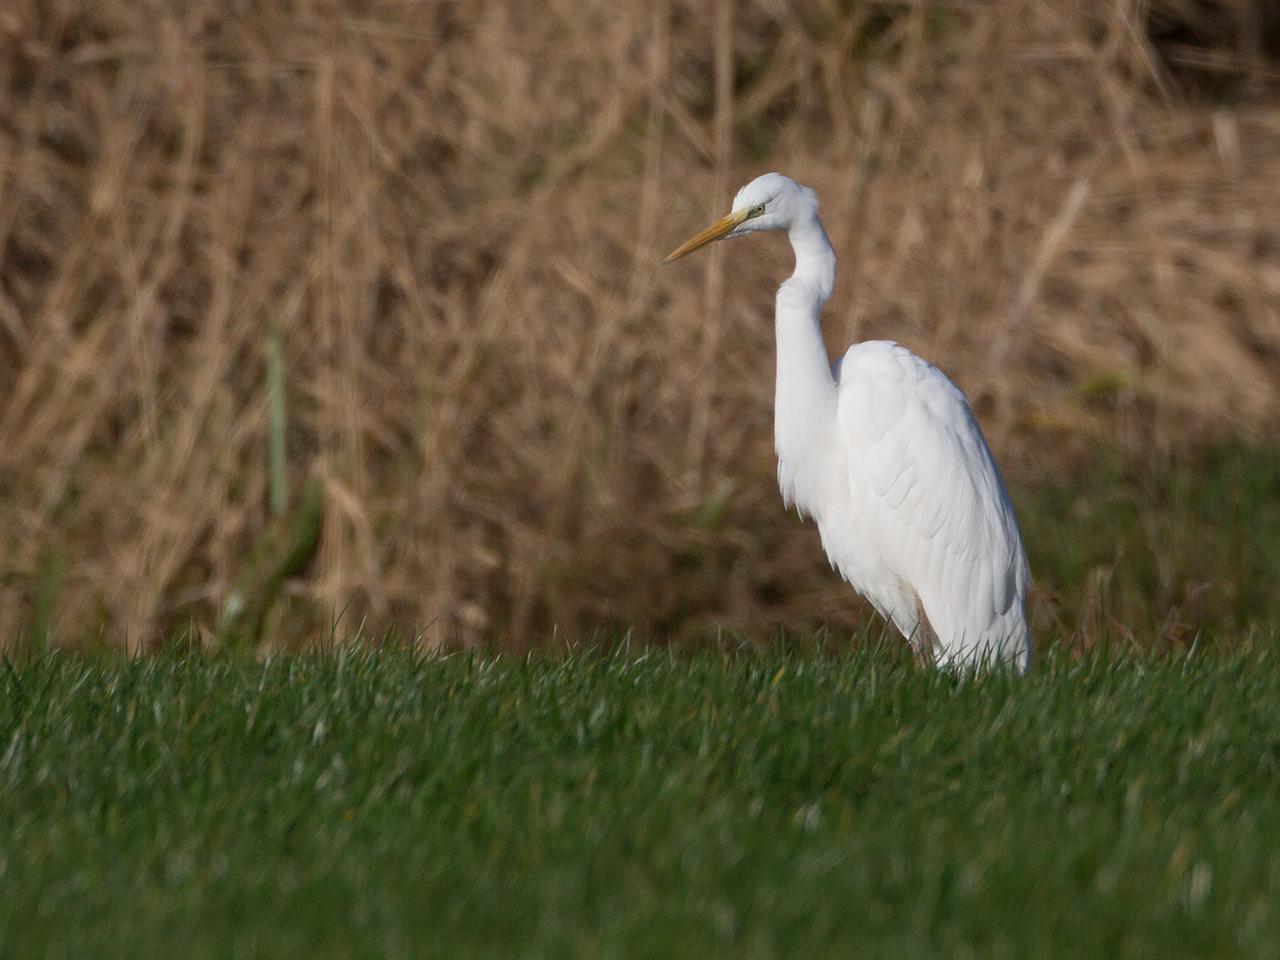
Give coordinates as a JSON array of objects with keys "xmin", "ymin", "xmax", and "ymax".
[
  {"xmin": 1016, "ymin": 443, "xmax": 1280, "ymax": 645},
  {"xmin": 6, "ymin": 4, "xmax": 1278, "ymax": 948},
  {"xmin": 4, "ymin": 646, "xmax": 1280, "ymax": 958}
]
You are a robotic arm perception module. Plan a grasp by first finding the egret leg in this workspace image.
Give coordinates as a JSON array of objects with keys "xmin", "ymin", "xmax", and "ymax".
[{"xmin": 911, "ymin": 593, "xmax": 939, "ymax": 667}]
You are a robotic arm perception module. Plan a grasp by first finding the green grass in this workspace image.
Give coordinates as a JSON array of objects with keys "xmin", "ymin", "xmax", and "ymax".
[
  {"xmin": 3, "ymin": 646, "xmax": 1280, "ymax": 958},
  {"xmin": 1017, "ymin": 443, "xmax": 1280, "ymax": 640}
]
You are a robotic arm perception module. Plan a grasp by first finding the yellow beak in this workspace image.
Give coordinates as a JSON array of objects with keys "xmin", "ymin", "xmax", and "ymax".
[{"xmin": 662, "ymin": 208, "xmax": 750, "ymax": 263}]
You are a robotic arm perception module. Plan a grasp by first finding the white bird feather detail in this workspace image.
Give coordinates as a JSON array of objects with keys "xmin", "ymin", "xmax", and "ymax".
[{"xmin": 666, "ymin": 173, "xmax": 1031, "ymax": 670}]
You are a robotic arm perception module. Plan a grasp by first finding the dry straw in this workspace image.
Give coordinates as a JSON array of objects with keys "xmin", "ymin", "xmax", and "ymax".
[{"xmin": 1, "ymin": 1, "xmax": 1278, "ymax": 649}]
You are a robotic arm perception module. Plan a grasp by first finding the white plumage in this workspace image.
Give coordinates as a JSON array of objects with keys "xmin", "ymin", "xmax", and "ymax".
[{"xmin": 665, "ymin": 172, "xmax": 1031, "ymax": 670}]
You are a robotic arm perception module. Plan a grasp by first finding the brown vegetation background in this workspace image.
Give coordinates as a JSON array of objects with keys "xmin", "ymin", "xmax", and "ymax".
[{"xmin": 1, "ymin": 0, "xmax": 1279, "ymax": 650}]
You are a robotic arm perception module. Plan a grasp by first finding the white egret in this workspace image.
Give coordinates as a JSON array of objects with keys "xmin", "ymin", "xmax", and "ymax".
[{"xmin": 665, "ymin": 173, "xmax": 1031, "ymax": 670}]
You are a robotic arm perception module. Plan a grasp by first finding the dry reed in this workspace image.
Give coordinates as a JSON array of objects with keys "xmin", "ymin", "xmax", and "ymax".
[{"xmin": 1, "ymin": 0, "xmax": 1278, "ymax": 649}]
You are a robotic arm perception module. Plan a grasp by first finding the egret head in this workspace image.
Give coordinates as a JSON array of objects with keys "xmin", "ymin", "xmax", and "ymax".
[{"xmin": 663, "ymin": 172, "xmax": 817, "ymax": 263}]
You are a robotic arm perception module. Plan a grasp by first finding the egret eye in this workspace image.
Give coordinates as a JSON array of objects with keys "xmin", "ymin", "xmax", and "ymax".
[{"xmin": 752, "ymin": 204, "xmax": 766, "ymax": 217}]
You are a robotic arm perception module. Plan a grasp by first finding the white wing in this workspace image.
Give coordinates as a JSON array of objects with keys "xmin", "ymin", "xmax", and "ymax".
[{"xmin": 832, "ymin": 341, "xmax": 1030, "ymax": 668}]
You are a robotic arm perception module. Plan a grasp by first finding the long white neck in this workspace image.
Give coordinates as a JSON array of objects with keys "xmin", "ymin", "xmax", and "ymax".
[{"xmin": 774, "ymin": 211, "xmax": 837, "ymax": 515}]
